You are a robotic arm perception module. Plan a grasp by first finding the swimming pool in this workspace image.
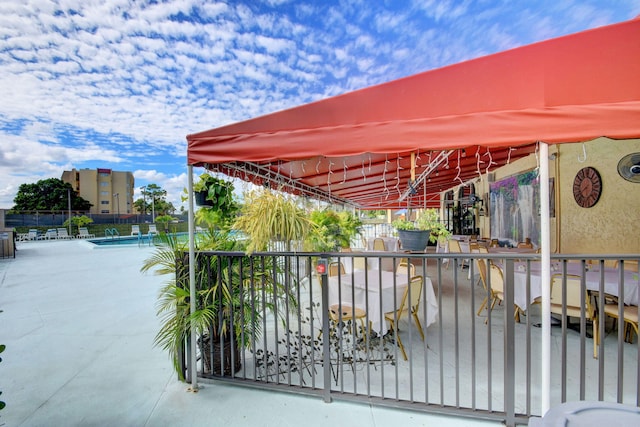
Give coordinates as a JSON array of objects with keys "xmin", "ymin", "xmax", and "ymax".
[{"xmin": 88, "ymin": 232, "xmax": 189, "ymax": 246}]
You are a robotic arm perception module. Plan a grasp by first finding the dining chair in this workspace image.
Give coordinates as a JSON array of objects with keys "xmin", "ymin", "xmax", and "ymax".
[
  {"xmin": 396, "ymin": 260, "xmax": 415, "ymax": 278},
  {"xmin": 614, "ymin": 259, "xmax": 639, "ymax": 272},
  {"xmin": 373, "ymin": 238, "xmax": 386, "ymax": 251},
  {"xmin": 601, "ymin": 297, "xmax": 639, "ymax": 344},
  {"xmin": 384, "ymin": 275, "xmax": 425, "ymax": 360},
  {"xmin": 549, "ymin": 274, "xmax": 599, "ymax": 358},
  {"xmin": 328, "ymin": 261, "xmax": 346, "ymax": 277},
  {"xmin": 517, "ymin": 241, "xmax": 534, "ymax": 249},
  {"xmin": 476, "ymin": 259, "xmax": 497, "ymax": 318},
  {"xmin": 446, "ymin": 239, "xmax": 466, "ymax": 270},
  {"xmin": 487, "ymin": 264, "xmax": 523, "ymax": 324}
]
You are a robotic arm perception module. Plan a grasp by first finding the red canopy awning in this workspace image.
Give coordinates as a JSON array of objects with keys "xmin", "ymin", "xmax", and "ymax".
[{"xmin": 187, "ymin": 18, "xmax": 640, "ymax": 209}]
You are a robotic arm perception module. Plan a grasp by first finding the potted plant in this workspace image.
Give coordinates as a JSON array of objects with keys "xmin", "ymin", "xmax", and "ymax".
[
  {"xmin": 392, "ymin": 209, "xmax": 450, "ymax": 251},
  {"xmin": 232, "ymin": 188, "xmax": 313, "ymax": 253},
  {"xmin": 192, "ymin": 173, "xmax": 235, "ymax": 209},
  {"xmin": 142, "ymin": 227, "xmax": 297, "ymax": 378},
  {"xmin": 143, "ymin": 187, "xmax": 301, "ymax": 379},
  {"xmin": 307, "ymin": 209, "xmax": 363, "ymax": 251}
]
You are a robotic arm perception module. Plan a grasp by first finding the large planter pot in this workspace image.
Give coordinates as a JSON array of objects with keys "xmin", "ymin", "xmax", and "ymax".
[
  {"xmin": 397, "ymin": 229, "xmax": 430, "ymax": 252},
  {"xmin": 195, "ymin": 190, "xmax": 214, "ymax": 207}
]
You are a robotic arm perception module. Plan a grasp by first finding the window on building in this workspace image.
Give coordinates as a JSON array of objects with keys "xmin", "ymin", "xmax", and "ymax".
[
  {"xmin": 100, "ymin": 182, "xmax": 109, "ymax": 187},
  {"xmin": 100, "ymin": 210, "xmax": 110, "ymax": 214},
  {"xmin": 101, "ymin": 200, "xmax": 109, "ymax": 205}
]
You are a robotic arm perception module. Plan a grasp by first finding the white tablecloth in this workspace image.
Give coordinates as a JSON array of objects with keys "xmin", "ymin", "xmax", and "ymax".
[
  {"xmin": 366, "ymin": 237, "xmax": 399, "ymax": 252},
  {"xmin": 328, "ymin": 270, "xmax": 438, "ymax": 335},
  {"xmin": 509, "ymin": 262, "xmax": 639, "ymax": 310}
]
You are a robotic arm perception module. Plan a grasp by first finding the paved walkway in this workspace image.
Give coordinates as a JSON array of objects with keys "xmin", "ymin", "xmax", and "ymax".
[{"xmin": 1, "ymin": 240, "xmax": 499, "ymax": 426}]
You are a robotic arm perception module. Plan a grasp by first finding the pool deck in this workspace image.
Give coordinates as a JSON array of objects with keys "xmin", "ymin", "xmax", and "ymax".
[{"xmin": 0, "ymin": 240, "xmax": 500, "ymax": 426}]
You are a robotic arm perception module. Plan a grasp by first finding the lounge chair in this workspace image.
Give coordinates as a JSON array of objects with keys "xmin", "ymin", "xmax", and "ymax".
[
  {"xmin": 28, "ymin": 229, "xmax": 40, "ymax": 240},
  {"xmin": 44, "ymin": 229, "xmax": 57, "ymax": 240},
  {"xmin": 57, "ymin": 228, "xmax": 73, "ymax": 239},
  {"xmin": 131, "ymin": 225, "xmax": 141, "ymax": 236},
  {"xmin": 148, "ymin": 224, "xmax": 158, "ymax": 235},
  {"xmin": 77, "ymin": 227, "xmax": 95, "ymax": 239}
]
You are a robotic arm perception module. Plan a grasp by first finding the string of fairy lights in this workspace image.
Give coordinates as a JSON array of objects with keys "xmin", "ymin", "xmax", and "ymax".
[{"xmin": 203, "ymin": 144, "xmax": 532, "ymax": 209}]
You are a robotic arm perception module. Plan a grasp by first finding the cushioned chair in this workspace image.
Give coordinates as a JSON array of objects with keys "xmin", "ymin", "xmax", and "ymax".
[
  {"xmin": 395, "ymin": 260, "xmax": 415, "ymax": 277},
  {"xmin": 131, "ymin": 225, "xmax": 141, "ymax": 236},
  {"xmin": 373, "ymin": 238, "xmax": 386, "ymax": 251},
  {"xmin": 487, "ymin": 264, "xmax": 523, "ymax": 324},
  {"xmin": 602, "ymin": 299, "xmax": 638, "ymax": 344},
  {"xmin": 327, "ymin": 261, "xmax": 368, "ymax": 341},
  {"xmin": 446, "ymin": 239, "xmax": 466, "ymax": 270},
  {"xmin": 614, "ymin": 259, "xmax": 639, "ymax": 272},
  {"xmin": 476, "ymin": 258, "xmax": 497, "ymax": 318},
  {"xmin": 384, "ymin": 275, "xmax": 425, "ymax": 360},
  {"xmin": 550, "ymin": 274, "xmax": 599, "ymax": 358}
]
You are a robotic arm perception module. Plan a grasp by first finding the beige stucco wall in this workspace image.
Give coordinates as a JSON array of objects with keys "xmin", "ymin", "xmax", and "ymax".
[
  {"xmin": 445, "ymin": 138, "xmax": 640, "ymax": 254},
  {"xmin": 556, "ymin": 138, "xmax": 640, "ymax": 254}
]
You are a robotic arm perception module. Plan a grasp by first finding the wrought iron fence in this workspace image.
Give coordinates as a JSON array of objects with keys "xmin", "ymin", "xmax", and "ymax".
[{"xmin": 178, "ymin": 251, "xmax": 640, "ymax": 426}]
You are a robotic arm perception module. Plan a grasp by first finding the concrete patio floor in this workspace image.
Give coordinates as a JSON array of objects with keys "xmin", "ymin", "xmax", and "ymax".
[{"xmin": 0, "ymin": 239, "xmax": 501, "ymax": 426}]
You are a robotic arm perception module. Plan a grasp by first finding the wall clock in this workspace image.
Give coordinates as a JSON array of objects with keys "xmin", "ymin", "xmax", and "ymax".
[{"xmin": 573, "ymin": 167, "xmax": 602, "ymax": 208}]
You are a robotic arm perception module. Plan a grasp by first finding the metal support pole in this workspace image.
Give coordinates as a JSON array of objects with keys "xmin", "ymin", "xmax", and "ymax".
[
  {"xmin": 540, "ymin": 142, "xmax": 551, "ymax": 414},
  {"xmin": 504, "ymin": 258, "xmax": 516, "ymax": 427},
  {"xmin": 187, "ymin": 165, "xmax": 198, "ymax": 392},
  {"xmin": 319, "ymin": 255, "xmax": 332, "ymax": 403}
]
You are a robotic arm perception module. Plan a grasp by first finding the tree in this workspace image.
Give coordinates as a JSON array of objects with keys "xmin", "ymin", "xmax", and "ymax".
[
  {"xmin": 136, "ymin": 183, "xmax": 174, "ymax": 216},
  {"xmin": 13, "ymin": 178, "xmax": 92, "ymax": 211}
]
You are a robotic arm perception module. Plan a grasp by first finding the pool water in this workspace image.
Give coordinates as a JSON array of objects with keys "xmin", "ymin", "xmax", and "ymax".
[{"xmin": 88, "ymin": 232, "xmax": 189, "ymax": 246}]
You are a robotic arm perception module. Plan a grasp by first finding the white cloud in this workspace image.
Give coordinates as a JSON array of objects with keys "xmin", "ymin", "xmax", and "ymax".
[{"xmin": 0, "ymin": 0, "xmax": 636, "ymax": 210}]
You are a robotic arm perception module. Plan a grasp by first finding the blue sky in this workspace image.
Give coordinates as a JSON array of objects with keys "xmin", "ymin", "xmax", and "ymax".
[{"xmin": 1, "ymin": 0, "xmax": 638, "ymax": 210}]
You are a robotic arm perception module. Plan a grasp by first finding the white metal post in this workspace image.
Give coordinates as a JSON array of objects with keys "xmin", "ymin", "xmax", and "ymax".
[
  {"xmin": 539, "ymin": 142, "xmax": 551, "ymax": 414},
  {"xmin": 187, "ymin": 165, "xmax": 198, "ymax": 391}
]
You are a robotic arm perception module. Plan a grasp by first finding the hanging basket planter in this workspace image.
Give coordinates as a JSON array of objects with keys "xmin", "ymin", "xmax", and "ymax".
[{"xmin": 195, "ymin": 190, "xmax": 214, "ymax": 207}]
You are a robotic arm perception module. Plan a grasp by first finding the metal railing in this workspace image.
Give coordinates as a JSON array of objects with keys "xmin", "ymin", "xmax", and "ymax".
[{"xmin": 178, "ymin": 251, "xmax": 640, "ymax": 426}]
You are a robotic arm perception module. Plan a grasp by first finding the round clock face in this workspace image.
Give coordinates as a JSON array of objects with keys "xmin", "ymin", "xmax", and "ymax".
[{"xmin": 573, "ymin": 167, "xmax": 602, "ymax": 208}]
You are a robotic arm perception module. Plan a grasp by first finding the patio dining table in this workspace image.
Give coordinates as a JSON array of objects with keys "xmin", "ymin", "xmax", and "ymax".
[
  {"xmin": 506, "ymin": 261, "xmax": 640, "ymax": 310},
  {"xmin": 328, "ymin": 269, "xmax": 438, "ymax": 335}
]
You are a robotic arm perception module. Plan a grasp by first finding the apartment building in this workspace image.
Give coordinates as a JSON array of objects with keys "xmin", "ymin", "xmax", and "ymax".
[{"xmin": 61, "ymin": 168, "xmax": 135, "ymax": 215}]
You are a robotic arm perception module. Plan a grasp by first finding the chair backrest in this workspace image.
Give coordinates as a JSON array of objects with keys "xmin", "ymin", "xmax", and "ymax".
[
  {"xmin": 149, "ymin": 224, "xmax": 158, "ymax": 233},
  {"xmin": 352, "ymin": 256, "xmax": 367, "ymax": 271},
  {"xmin": 448, "ymin": 239, "xmax": 462, "ymax": 253},
  {"xmin": 550, "ymin": 274, "xmax": 595, "ymax": 319},
  {"xmin": 57, "ymin": 228, "xmax": 69, "ymax": 237},
  {"xmin": 478, "ymin": 246, "xmax": 489, "ymax": 254},
  {"xmin": 328, "ymin": 262, "xmax": 345, "ymax": 277},
  {"xmin": 396, "ymin": 261, "xmax": 415, "ymax": 277},
  {"xmin": 488, "ymin": 264, "xmax": 504, "ymax": 294},
  {"xmin": 395, "ymin": 276, "xmax": 424, "ymax": 316},
  {"xmin": 373, "ymin": 238, "xmax": 385, "ymax": 251},
  {"xmin": 408, "ymin": 275, "xmax": 424, "ymax": 313},
  {"xmin": 615, "ymin": 259, "xmax": 639, "ymax": 272},
  {"xmin": 131, "ymin": 225, "xmax": 140, "ymax": 234},
  {"xmin": 477, "ymin": 258, "xmax": 489, "ymax": 291}
]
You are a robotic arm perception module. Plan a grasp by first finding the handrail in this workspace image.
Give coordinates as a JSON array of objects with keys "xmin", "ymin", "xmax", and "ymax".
[{"xmin": 104, "ymin": 228, "xmax": 120, "ymax": 238}]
